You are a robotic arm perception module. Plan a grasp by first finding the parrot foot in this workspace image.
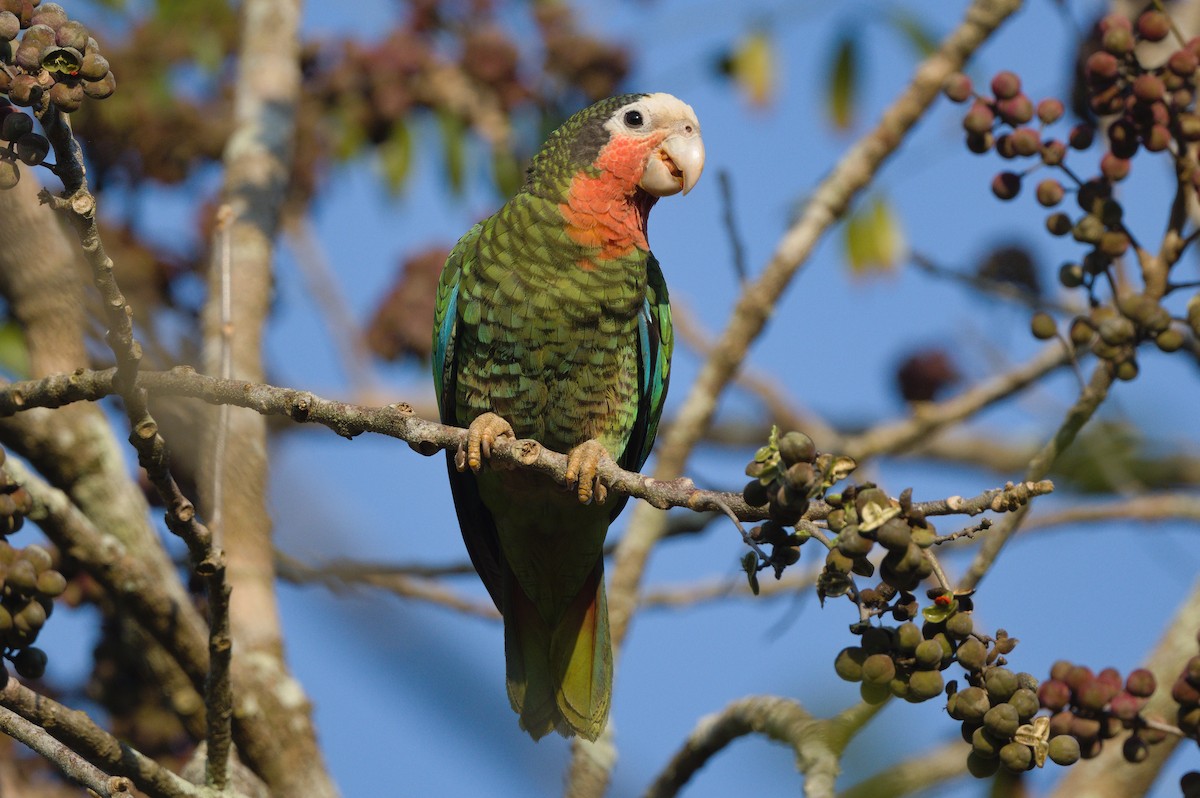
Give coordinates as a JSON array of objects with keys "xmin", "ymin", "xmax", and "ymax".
[
  {"xmin": 459, "ymin": 412, "xmax": 515, "ymax": 472},
  {"xmin": 565, "ymin": 439, "xmax": 611, "ymax": 505}
]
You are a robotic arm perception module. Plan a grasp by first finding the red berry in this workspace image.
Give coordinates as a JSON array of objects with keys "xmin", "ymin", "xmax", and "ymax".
[
  {"xmin": 1036, "ymin": 178, "xmax": 1065, "ymax": 206},
  {"xmin": 1037, "ymin": 98, "xmax": 1065, "ymax": 124},
  {"xmin": 1137, "ymin": 10, "xmax": 1171, "ymax": 42},
  {"xmin": 1041, "ymin": 139, "xmax": 1067, "ymax": 165},
  {"xmin": 1038, "ymin": 678, "xmax": 1071, "ymax": 711},
  {"xmin": 1099, "ymin": 13, "xmax": 1133, "ymax": 33},
  {"xmin": 998, "ymin": 94, "xmax": 1034, "ymax": 125},
  {"xmin": 1086, "ymin": 51, "xmax": 1120, "ymax": 83},
  {"xmin": 1169, "ymin": 48, "xmax": 1199, "ymax": 76},
  {"xmin": 992, "ymin": 172, "xmax": 1021, "ymax": 200},
  {"xmin": 1125, "ymin": 668, "xmax": 1157, "ymax": 698},
  {"xmin": 1011, "ymin": 127, "xmax": 1041, "ymax": 156},
  {"xmin": 1133, "ymin": 74, "xmax": 1166, "ymax": 103},
  {"xmin": 944, "ymin": 73, "xmax": 973, "ymax": 103},
  {"xmin": 1101, "ymin": 152, "xmax": 1131, "ymax": 181},
  {"xmin": 963, "ymin": 101, "xmax": 995, "ymax": 135},
  {"xmin": 991, "ymin": 70, "xmax": 1021, "ymax": 100}
]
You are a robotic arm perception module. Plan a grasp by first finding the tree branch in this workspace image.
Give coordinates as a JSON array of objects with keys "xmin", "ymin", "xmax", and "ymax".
[
  {"xmin": 834, "ymin": 741, "xmax": 967, "ymax": 798},
  {"xmin": 959, "ymin": 362, "xmax": 1114, "ymax": 591},
  {"xmin": 0, "ymin": 704, "xmax": 132, "ymax": 798},
  {"xmin": 0, "ymin": 679, "xmax": 203, "ymax": 798},
  {"xmin": 0, "ymin": 368, "xmax": 1054, "ymax": 526}
]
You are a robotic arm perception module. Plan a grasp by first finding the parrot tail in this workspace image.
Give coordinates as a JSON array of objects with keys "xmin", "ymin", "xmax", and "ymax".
[{"xmin": 503, "ymin": 560, "xmax": 612, "ymax": 741}]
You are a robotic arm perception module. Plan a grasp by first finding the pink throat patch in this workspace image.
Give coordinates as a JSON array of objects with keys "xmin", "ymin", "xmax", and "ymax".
[{"xmin": 559, "ymin": 131, "xmax": 667, "ymax": 266}]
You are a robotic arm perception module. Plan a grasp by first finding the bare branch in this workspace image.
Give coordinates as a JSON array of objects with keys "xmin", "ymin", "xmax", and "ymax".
[
  {"xmin": 0, "ymin": 368, "xmax": 1054, "ymax": 526},
  {"xmin": 275, "ymin": 551, "xmax": 499, "ymax": 620},
  {"xmin": 959, "ymin": 362, "xmax": 1114, "ymax": 591},
  {"xmin": 835, "ymin": 741, "xmax": 967, "ymax": 798},
  {"xmin": 0, "ymin": 704, "xmax": 130, "ymax": 798},
  {"xmin": 0, "ymin": 679, "xmax": 203, "ymax": 798},
  {"xmin": 841, "ymin": 343, "xmax": 1072, "ymax": 462},
  {"xmin": 643, "ymin": 696, "xmax": 814, "ymax": 798}
]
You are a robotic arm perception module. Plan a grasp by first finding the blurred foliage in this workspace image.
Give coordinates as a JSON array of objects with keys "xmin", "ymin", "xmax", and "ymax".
[{"xmin": 844, "ymin": 194, "xmax": 904, "ymax": 275}]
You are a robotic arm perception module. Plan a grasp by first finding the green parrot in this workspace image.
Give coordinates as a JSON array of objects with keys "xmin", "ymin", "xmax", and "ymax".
[{"xmin": 433, "ymin": 93, "xmax": 704, "ymax": 740}]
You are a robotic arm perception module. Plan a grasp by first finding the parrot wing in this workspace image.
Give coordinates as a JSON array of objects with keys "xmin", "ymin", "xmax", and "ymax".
[
  {"xmin": 610, "ymin": 252, "xmax": 673, "ymax": 521},
  {"xmin": 434, "ymin": 224, "xmax": 503, "ymax": 608}
]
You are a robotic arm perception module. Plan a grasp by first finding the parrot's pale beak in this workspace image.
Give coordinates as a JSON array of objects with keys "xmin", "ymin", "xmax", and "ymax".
[{"xmin": 640, "ymin": 127, "xmax": 705, "ymax": 197}]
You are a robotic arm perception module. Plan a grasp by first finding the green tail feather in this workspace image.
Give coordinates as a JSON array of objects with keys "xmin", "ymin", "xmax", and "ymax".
[{"xmin": 504, "ymin": 559, "xmax": 611, "ymax": 741}]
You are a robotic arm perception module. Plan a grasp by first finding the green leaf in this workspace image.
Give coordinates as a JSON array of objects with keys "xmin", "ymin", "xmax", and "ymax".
[
  {"xmin": 740, "ymin": 552, "xmax": 760, "ymax": 596},
  {"xmin": 827, "ymin": 31, "xmax": 859, "ymax": 131},
  {"xmin": 491, "ymin": 146, "xmax": 522, "ymax": 198},
  {"xmin": 438, "ymin": 110, "xmax": 467, "ymax": 195},
  {"xmin": 889, "ymin": 11, "xmax": 939, "ymax": 58},
  {"xmin": 0, "ymin": 321, "xmax": 30, "ymax": 379},
  {"xmin": 379, "ymin": 120, "xmax": 412, "ymax": 194}
]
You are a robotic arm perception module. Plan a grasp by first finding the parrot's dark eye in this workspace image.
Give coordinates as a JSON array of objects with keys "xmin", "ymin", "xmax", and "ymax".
[{"xmin": 623, "ymin": 110, "xmax": 644, "ymax": 127}]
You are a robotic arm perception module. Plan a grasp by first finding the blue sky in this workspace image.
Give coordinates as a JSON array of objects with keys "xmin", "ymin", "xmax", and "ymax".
[{"xmin": 35, "ymin": 0, "xmax": 1200, "ymax": 796}]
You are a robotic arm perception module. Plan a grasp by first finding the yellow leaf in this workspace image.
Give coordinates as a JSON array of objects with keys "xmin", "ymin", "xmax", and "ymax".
[
  {"xmin": 728, "ymin": 31, "xmax": 776, "ymax": 108},
  {"xmin": 843, "ymin": 196, "xmax": 906, "ymax": 275}
]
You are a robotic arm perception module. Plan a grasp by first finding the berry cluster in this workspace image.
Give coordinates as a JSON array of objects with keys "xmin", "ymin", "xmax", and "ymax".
[
  {"xmin": 948, "ymin": 7, "xmax": 1200, "ymax": 382},
  {"xmin": 0, "ymin": 1, "xmax": 116, "ymax": 188},
  {"xmin": 0, "ymin": 446, "xmax": 64, "ymax": 682},
  {"xmin": 826, "ymin": 485, "xmax": 936, "ymax": 596},
  {"xmin": 1038, "ymin": 660, "xmax": 1165, "ymax": 764},
  {"xmin": 949, "ymin": 662, "xmax": 1075, "ymax": 776},
  {"xmin": 0, "ymin": 446, "xmax": 32, "ymax": 536},
  {"xmin": 740, "ymin": 428, "xmax": 857, "ymax": 589},
  {"xmin": 834, "ymin": 616, "xmax": 955, "ymax": 707}
]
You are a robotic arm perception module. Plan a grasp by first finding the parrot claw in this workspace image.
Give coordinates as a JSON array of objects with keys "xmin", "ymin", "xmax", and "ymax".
[
  {"xmin": 463, "ymin": 412, "xmax": 515, "ymax": 472},
  {"xmin": 565, "ymin": 439, "xmax": 610, "ymax": 505}
]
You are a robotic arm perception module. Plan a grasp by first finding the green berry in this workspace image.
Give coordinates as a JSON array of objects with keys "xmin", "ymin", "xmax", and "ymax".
[
  {"xmin": 983, "ymin": 702, "xmax": 1020, "ymax": 738},
  {"xmin": 907, "ymin": 669, "xmax": 944, "ymax": 701},
  {"xmin": 966, "ymin": 750, "xmax": 1000, "ymax": 778},
  {"xmin": 1048, "ymin": 734, "xmax": 1081, "ymax": 766},
  {"xmin": 862, "ymin": 653, "xmax": 897, "ymax": 685},
  {"xmin": 985, "ymin": 668, "xmax": 1019, "ymax": 703},
  {"xmin": 834, "ymin": 647, "xmax": 866, "ymax": 682},
  {"xmin": 999, "ymin": 741, "xmax": 1033, "ymax": 772}
]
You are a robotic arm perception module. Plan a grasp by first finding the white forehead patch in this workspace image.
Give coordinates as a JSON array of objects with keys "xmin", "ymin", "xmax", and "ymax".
[{"xmin": 604, "ymin": 92, "xmax": 701, "ymax": 138}]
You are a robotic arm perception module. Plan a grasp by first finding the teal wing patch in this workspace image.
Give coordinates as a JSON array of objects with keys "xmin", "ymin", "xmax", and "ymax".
[{"xmin": 623, "ymin": 252, "xmax": 672, "ymax": 475}]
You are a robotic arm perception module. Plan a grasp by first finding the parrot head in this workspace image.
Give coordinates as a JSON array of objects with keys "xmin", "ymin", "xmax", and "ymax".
[
  {"xmin": 528, "ymin": 92, "xmax": 704, "ymax": 260},
  {"xmin": 526, "ymin": 92, "xmax": 704, "ymax": 200}
]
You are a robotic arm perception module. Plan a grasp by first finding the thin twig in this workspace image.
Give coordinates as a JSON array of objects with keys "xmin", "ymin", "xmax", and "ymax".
[
  {"xmin": 717, "ymin": 170, "xmax": 748, "ymax": 284},
  {"xmin": 959, "ymin": 362, "xmax": 1114, "ymax": 592},
  {"xmin": 0, "ymin": 679, "xmax": 203, "ymax": 798},
  {"xmin": 835, "ymin": 741, "xmax": 967, "ymax": 798},
  {"xmin": 38, "ymin": 99, "xmax": 233, "ymax": 793},
  {"xmin": 275, "ymin": 551, "xmax": 499, "ymax": 619},
  {"xmin": 841, "ymin": 342, "xmax": 1072, "ymax": 461},
  {"xmin": 0, "ymin": 705, "xmax": 130, "ymax": 798}
]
